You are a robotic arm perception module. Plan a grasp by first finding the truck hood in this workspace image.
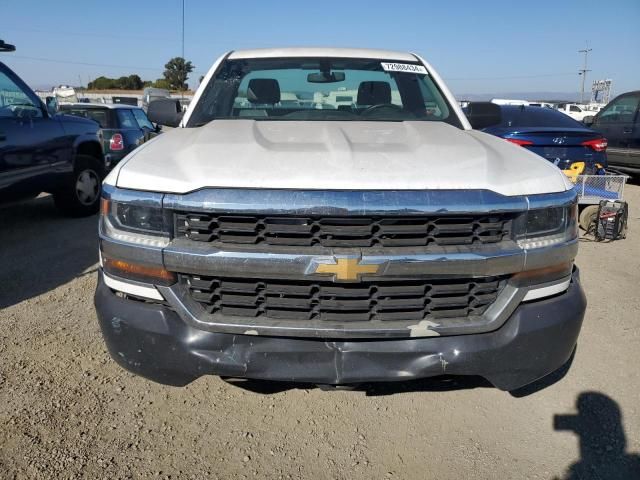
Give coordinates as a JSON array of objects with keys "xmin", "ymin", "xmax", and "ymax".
[{"xmin": 112, "ymin": 120, "xmax": 572, "ymax": 196}]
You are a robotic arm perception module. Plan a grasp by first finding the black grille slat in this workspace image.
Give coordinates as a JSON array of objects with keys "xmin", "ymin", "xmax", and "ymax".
[
  {"xmin": 183, "ymin": 275, "xmax": 507, "ymax": 324},
  {"xmin": 175, "ymin": 213, "xmax": 512, "ymax": 248},
  {"xmin": 265, "ymin": 296, "xmax": 314, "ymax": 309}
]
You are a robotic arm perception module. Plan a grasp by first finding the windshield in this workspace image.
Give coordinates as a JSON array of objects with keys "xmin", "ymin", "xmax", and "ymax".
[{"xmin": 188, "ymin": 57, "xmax": 461, "ymax": 127}]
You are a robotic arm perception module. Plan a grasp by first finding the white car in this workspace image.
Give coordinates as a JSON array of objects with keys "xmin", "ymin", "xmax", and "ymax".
[
  {"xmin": 95, "ymin": 47, "xmax": 585, "ymax": 392},
  {"xmin": 556, "ymin": 103, "xmax": 593, "ymax": 121},
  {"xmin": 528, "ymin": 102, "xmax": 555, "ymax": 109}
]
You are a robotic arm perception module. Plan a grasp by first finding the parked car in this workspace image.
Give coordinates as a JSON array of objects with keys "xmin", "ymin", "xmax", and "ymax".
[
  {"xmin": 112, "ymin": 96, "xmax": 138, "ymax": 106},
  {"xmin": 528, "ymin": 102, "xmax": 554, "ymax": 109},
  {"xmin": 58, "ymin": 103, "xmax": 160, "ymax": 169},
  {"xmin": 555, "ymin": 103, "xmax": 593, "ymax": 122},
  {"xmin": 1, "ymin": 55, "xmax": 104, "ymax": 215},
  {"xmin": 95, "ymin": 47, "xmax": 585, "ymax": 392},
  {"xmin": 142, "ymin": 87, "xmax": 170, "ymax": 112},
  {"xmin": 584, "ymin": 91, "xmax": 640, "ymax": 175},
  {"xmin": 465, "ymin": 102, "xmax": 607, "ymax": 174}
]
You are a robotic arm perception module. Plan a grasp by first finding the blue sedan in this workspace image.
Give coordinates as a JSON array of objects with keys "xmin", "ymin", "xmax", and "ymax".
[{"xmin": 465, "ymin": 103, "xmax": 607, "ymax": 174}]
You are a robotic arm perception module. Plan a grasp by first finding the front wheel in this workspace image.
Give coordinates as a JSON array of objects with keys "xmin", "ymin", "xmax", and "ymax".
[{"xmin": 53, "ymin": 155, "xmax": 103, "ymax": 217}]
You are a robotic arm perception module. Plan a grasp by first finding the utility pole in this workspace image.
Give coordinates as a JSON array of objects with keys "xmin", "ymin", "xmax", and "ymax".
[
  {"xmin": 578, "ymin": 44, "xmax": 592, "ymax": 104},
  {"xmin": 181, "ymin": 0, "xmax": 185, "ymax": 100}
]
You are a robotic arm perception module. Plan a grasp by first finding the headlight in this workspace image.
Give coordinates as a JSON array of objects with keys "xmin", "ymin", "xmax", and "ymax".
[
  {"xmin": 100, "ymin": 188, "xmax": 171, "ymax": 247},
  {"xmin": 516, "ymin": 203, "xmax": 578, "ymax": 249},
  {"xmin": 113, "ymin": 202, "xmax": 167, "ymax": 234}
]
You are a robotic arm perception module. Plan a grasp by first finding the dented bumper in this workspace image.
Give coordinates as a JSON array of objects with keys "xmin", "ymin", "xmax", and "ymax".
[{"xmin": 95, "ymin": 269, "xmax": 586, "ymax": 391}]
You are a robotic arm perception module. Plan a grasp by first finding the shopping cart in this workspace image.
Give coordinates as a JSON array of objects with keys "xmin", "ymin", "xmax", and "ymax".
[{"xmin": 572, "ymin": 174, "xmax": 628, "ymax": 230}]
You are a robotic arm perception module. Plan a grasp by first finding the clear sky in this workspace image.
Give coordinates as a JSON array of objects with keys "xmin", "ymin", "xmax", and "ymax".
[{"xmin": 2, "ymin": 0, "xmax": 639, "ymax": 97}]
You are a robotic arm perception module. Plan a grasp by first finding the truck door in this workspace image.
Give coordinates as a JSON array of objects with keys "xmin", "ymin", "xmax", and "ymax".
[
  {"xmin": 0, "ymin": 63, "xmax": 66, "ymax": 199},
  {"xmin": 593, "ymin": 93, "xmax": 640, "ymax": 170}
]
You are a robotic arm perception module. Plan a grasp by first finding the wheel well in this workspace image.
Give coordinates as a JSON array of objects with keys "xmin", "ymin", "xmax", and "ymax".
[{"xmin": 76, "ymin": 141, "xmax": 103, "ymax": 162}]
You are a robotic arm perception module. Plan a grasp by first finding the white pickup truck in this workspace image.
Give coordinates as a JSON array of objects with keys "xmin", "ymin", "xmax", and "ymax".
[
  {"xmin": 556, "ymin": 103, "xmax": 593, "ymax": 121},
  {"xmin": 95, "ymin": 48, "xmax": 586, "ymax": 392}
]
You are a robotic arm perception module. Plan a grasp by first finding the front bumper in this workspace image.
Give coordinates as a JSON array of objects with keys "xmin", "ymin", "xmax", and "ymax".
[{"xmin": 95, "ymin": 268, "xmax": 586, "ymax": 391}]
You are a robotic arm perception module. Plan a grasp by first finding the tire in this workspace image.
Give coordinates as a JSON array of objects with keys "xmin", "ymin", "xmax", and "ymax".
[
  {"xmin": 579, "ymin": 205, "xmax": 599, "ymax": 231},
  {"xmin": 53, "ymin": 154, "xmax": 104, "ymax": 217}
]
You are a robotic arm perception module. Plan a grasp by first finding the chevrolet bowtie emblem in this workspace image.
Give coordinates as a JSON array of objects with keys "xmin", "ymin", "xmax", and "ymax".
[{"xmin": 315, "ymin": 258, "xmax": 380, "ymax": 282}]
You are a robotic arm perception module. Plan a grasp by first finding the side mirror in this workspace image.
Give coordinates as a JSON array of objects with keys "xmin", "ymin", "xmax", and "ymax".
[
  {"xmin": 147, "ymin": 98, "xmax": 183, "ymax": 127},
  {"xmin": 465, "ymin": 102, "xmax": 502, "ymax": 129},
  {"xmin": 45, "ymin": 96, "xmax": 58, "ymax": 116},
  {"xmin": 583, "ymin": 115, "xmax": 595, "ymax": 126}
]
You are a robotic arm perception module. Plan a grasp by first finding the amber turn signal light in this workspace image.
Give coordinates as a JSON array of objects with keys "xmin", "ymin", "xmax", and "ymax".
[
  {"xmin": 100, "ymin": 198, "xmax": 110, "ymax": 216},
  {"xmin": 512, "ymin": 262, "xmax": 573, "ymax": 286},
  {"xmin": 103, "ymin": 256, "xmax": 176, "ymax": 285}
]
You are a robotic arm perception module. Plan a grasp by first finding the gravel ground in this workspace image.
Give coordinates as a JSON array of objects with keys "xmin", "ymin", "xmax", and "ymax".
[{"xmin": 1, "ymin": 186, "xmax": 639, "ymax": 480}]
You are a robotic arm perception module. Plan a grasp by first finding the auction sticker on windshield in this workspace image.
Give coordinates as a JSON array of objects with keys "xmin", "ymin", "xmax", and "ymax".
[{"xmin": 381, "ymin": 63, "xmax": 428, "ymax": 74}]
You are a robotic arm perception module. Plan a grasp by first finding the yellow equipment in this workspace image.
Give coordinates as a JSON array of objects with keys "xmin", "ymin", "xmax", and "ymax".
[{"xmin": 563, "ymin": 162, "xmax": 585, "ymax": 182}]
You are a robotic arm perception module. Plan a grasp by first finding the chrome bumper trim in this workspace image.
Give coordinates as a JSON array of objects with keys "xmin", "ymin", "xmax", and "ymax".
[
  {"xmin": 162, "ymin": 238, "xmax": 577, "ymax": 280},
  {"xmin": 163, "ymin": 187, "xmax": 576, "ymax": 216}
]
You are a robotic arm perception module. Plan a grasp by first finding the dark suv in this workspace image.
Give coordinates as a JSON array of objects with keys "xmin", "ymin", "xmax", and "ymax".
[
  {"xmin": 1, "ymin": 54, "xmax": 104, "ymax": 216},
  {"xmin": 59, "ymin": 104, "xmax": 160, "ymax": 169},
  {"xmin": 585, "ymin": 91, "xmax": 640, "ymax": 175}
]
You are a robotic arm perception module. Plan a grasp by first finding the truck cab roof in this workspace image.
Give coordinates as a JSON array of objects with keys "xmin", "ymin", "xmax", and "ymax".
[{"xmin": 228, "ymin": 47, "xmax": 418, "ymax": 61}]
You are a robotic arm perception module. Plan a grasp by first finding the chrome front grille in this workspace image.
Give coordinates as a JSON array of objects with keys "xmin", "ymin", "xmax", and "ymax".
[
  {"xmin": 181, "ymin": 274, "xmax": 507, "ymax": 323},
  {"xmin": 175, "ymin": 213, "xmax": 513, "ymax": 248}
]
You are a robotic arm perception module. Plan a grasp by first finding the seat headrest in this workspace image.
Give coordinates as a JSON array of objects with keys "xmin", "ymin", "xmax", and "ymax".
[
  {"xmin": 357, "ymin": 81, "xmax": 391, "ymax": 105},
  {"xmin": 247, "ymin": 78, "xmax": 281, "ymax": 104}
]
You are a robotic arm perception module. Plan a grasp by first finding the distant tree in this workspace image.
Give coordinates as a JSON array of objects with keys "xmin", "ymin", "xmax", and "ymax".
[
  {"xmin": 88, "ymin": 76, "xmax": 115, "ymax": 90},
  {"xmin": 152, "ymin": 78, "xmax": 171, "ymax": 90},
  {"xmin": 126, "ymin": 74, "xmax": 143, "ymax": 90},
  {"xmin": 163, "ymin": 57, "xmax": 194, "ymax": 91},
  {"xmin": 116, "ymin": 76, "xmax": 130, "ymax": 89},
  {"xmin": 87, "ymin": 74, "xmax": 146, "ymax": 90},
  {"xmin": 143, "ymin": 80, "xmax": 153, "ymax": 88}
]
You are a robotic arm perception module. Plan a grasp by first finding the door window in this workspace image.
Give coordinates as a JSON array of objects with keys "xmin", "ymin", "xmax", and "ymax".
[
  {"xmin": 598, "ymin": 95, "xmax": 640, "ymax": 124},
  {"xmin": 0, "ymin": 70, "xmax": 42, "ymax": 118},
  {"xmin": 569, "ymin": 105, "xmax": 581, "ymax": 112},
  {"xmin": 116, "ymin": 109, "xmax": 138, "ymax": 129},
  {"xmin": 132, "ymin": 108, "xmax": 154, "ymax": 129}
]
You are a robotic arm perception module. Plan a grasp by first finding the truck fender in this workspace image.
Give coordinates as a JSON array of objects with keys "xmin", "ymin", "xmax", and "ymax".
[{"xmin": 72, "ymin": 134, "xmax": 104, "ymax": 169}]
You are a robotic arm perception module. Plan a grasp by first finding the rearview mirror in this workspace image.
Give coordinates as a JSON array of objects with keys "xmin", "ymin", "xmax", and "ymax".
[
  {"xmin": 465, "ymin": 102, "xmax": 502, "ymax": 129},
  {"xmin": 147, "ymin": 98, "xmax": 183, "ymax": 127},
  {"xmin": 582, "ymin": 115, "xmax": 594, "ymax": 126},
  {"xmin": 307, "ymin": 72, "xmax": 345, "ymax": 83}
]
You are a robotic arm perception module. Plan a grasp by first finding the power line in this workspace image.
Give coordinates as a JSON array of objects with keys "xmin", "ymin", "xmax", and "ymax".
[
  {"xmin": 6, "ymin": 53, "xmax": 574, "ymax": 85},
  {"xmin": 445, "ymin": 72, "xmax": 576, "ymax": 81},
  {"xmin": 6, "ymin": 54, "xmax": 205, "ymax": 76},
  {"xmin": 8, "ymin": 54, "xmax": 160, "ymax": 71},
  {"xmin": 2, "ymin": 26, "xmax": 176, "ymax": 43}
]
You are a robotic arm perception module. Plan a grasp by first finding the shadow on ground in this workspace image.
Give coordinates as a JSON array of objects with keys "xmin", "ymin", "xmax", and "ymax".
[
  {"xmin": 224, "ymin": 375, "xmax": 495, "ymax": 396},
  {"xmin": 554, "ymin": 392, "xmax": 640, "ymax": 480},
  {"xmin": 0, "ymin": 195, "xmax": 99, "ymax": 309}
]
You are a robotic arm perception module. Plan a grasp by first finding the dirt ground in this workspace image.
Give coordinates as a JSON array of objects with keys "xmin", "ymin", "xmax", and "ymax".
[{"xmin": 1, "ymin": 185, "xmax": 639, "ymax": 480}]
